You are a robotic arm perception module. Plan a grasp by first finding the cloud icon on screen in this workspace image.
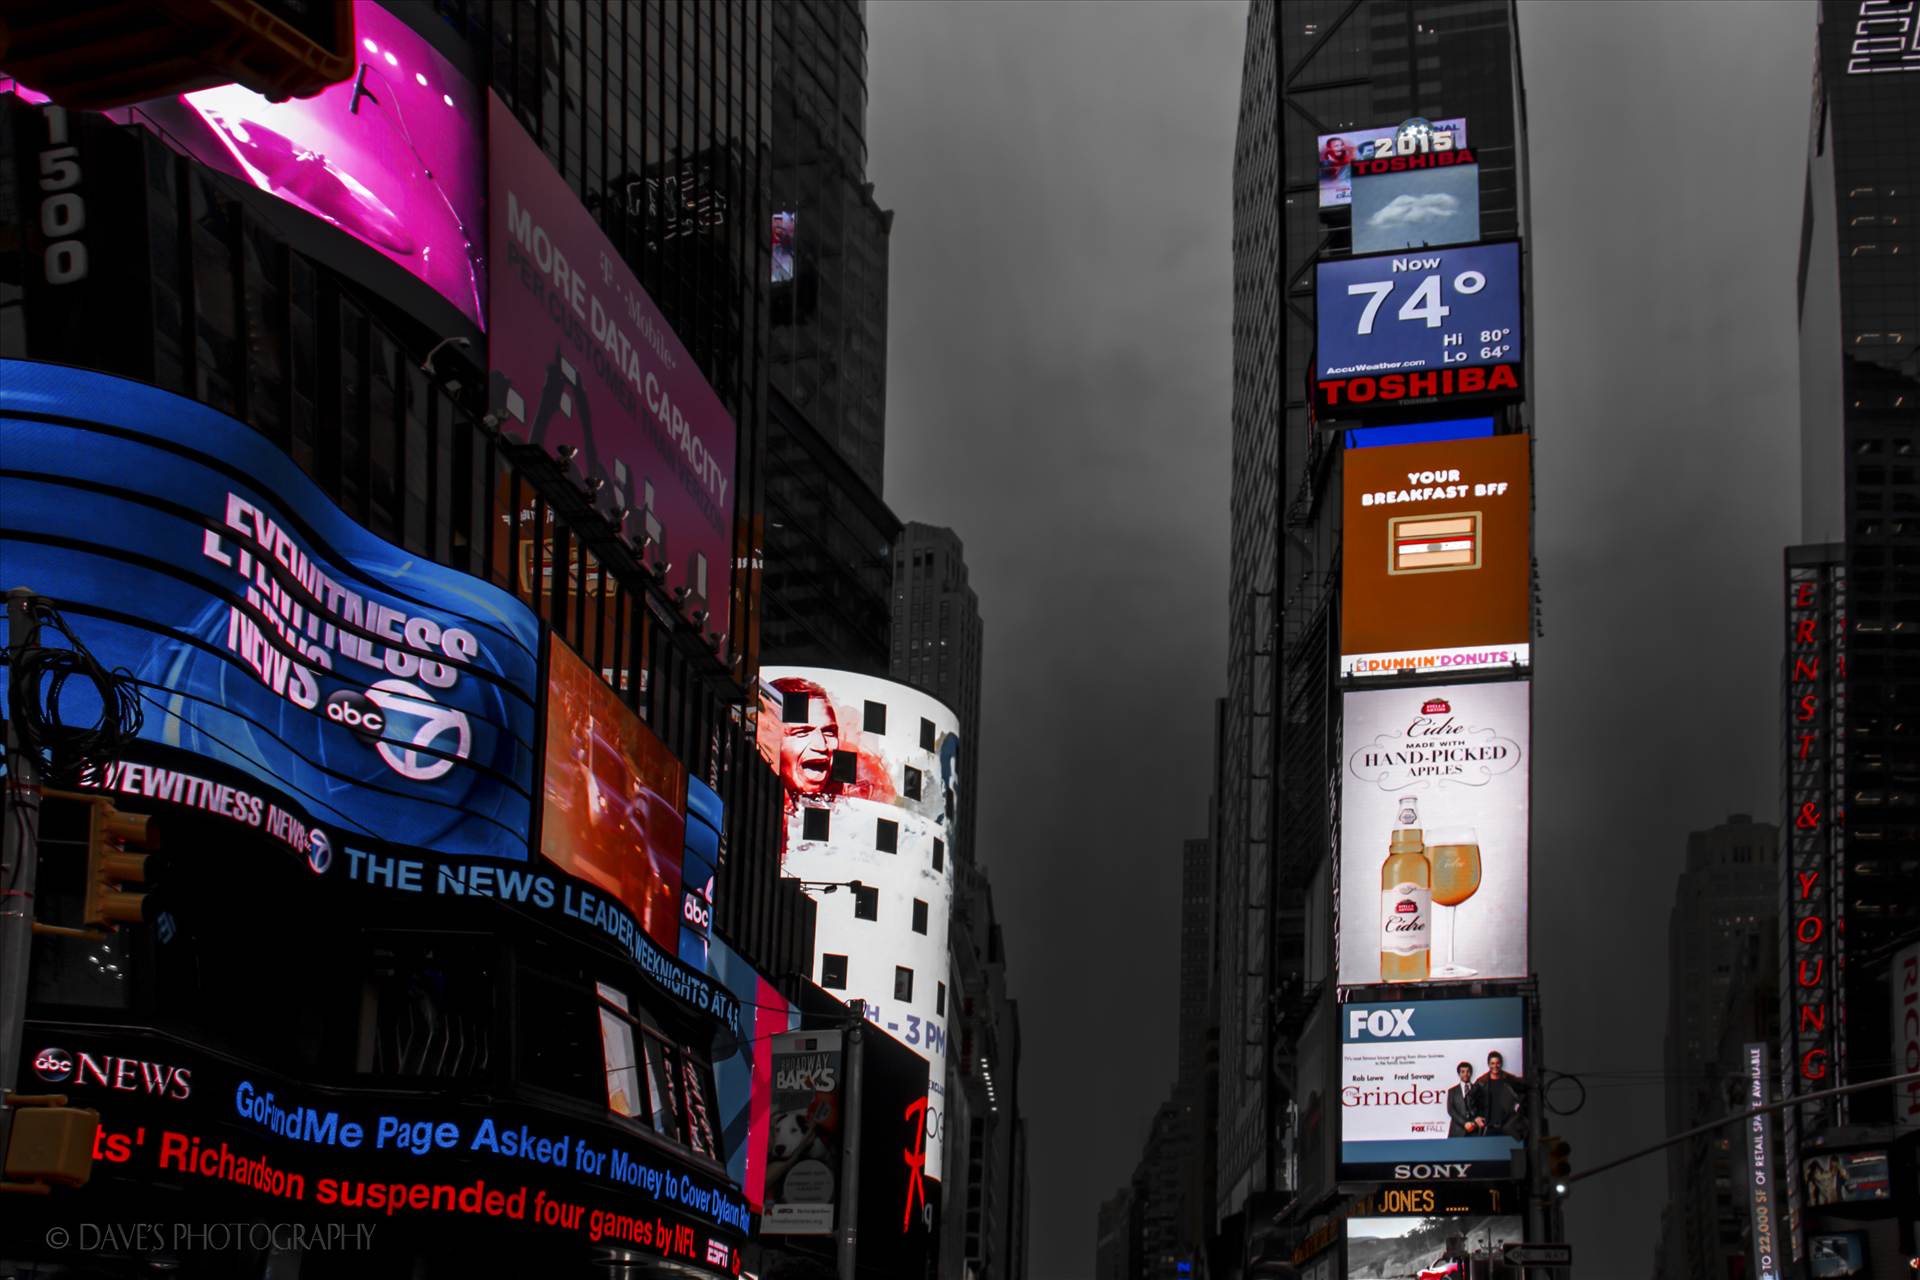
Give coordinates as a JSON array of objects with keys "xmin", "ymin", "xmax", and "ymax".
[{"xmin": 1368, "ymin": 193, "xmax": 1461, "ymax": 228}]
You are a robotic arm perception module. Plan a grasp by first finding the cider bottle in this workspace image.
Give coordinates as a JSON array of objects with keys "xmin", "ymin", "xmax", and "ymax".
[{"xmin": 1379, "ymin": 794, "xmax": 1431, "ymax": 983}]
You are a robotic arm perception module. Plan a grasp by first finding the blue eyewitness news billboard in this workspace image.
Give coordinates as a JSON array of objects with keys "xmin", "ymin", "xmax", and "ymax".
[
  {"xmin": 0, "ymin": 361, "xmax": 540, "ymax": 861},
  {"xmin": 1315, "ymin": 241, "xmax": 1523, "ymax": 416},
  {"xmin": 1340, "ymin": 997, "xmax": 1527, "ymax": 1180}
]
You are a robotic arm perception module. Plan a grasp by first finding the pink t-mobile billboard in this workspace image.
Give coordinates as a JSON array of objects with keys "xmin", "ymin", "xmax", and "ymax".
[
  {"xmin": 3, "ymin": 2, "xmax": 487, "ymax": 328},
  {"xmin": 486, "ymin": 93, "xmax": 737, "ymax": 646}
]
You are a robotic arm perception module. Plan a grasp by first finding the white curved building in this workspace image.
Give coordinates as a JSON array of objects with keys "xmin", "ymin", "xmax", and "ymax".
[{"xmin": 759, "ymin": 666, "xmax": 960, "ymax": 1176}]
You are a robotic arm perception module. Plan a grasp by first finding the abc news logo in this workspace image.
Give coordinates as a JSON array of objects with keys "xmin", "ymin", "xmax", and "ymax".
[
  {"xmin": 34, "ymin": 1046, "xmax": 193, "ymax": 1099},
  {"xmin": 682, "ymin": 890, "xmax": 712, "ymax": 933},
  {"xmin": 325, "ymin": 679, "xmax": 472, "ymax": 784}
]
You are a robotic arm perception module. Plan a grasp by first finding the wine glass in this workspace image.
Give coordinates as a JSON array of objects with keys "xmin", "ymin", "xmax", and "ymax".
[{"xmin": 1427, "ymin": 826, "xmax": 1481, "ymax": 978}]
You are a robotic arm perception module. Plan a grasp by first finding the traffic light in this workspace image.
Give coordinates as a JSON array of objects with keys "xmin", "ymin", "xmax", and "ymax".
[
  {"xmin": 0, "ymin": 0, "xmax": 354, "ymax": 110},
  {"xmin": 82, "ymin": 798, "xmax": 163, "ymax": 929},
  {"xmin": 2, "ymin": 1102, "xmax": 99, "ymax": 1190},
  {"xmin": 1540, "ymin": 1134, "xmax": 1573, "ymax": 1188}
]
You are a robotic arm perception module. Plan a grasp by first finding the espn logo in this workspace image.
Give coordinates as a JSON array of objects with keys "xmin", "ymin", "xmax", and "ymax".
[{"xmin": 1389, "ymin": 512, "xmax": 1481, "ymax": 574}]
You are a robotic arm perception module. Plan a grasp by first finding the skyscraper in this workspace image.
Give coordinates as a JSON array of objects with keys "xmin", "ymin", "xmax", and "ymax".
[
  {"xmin": 946, "ymin": 863, "xmax": 1026, "ymax": 1280},
  {"xmin": 1657, "ymin": 815, "xmax": 1780, "ymax": 1280},
  {"xmin": 1177, "ymin": 837, "xmax": 1213, "ymax": 1101},
  {"xmin": 1785, "ymin": 3, "xmax": 1920, "ymax": 1261},
  {"xmin": 1096, "ymin": 1186, "xmax": 1137, "ymax": 1280},
  {"xmin": 770, "ymin": 0, "xmax": 892, "ymax": 492},
  {"xmin": 760, "ymin": 1, "xmax": 902, "ymax": 673},
  {"xmin": 1796, "ymin": 0, "xmax": 1920, "ymax": 1040},
  {"xmin": 1224, "ymin": 0, "xmax": 1530, "ymax": 1249},
  {"xmin": 760, "ymin": 386, "xmax": 902, "ymax": 671},
  {"xmin": 891, "ymin": 521, "xmax": 985, "ymax": 866}
]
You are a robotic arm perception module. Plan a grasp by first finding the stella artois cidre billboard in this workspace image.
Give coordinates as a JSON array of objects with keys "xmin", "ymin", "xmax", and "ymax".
[{"xmin": 1339, "ymin": 680, "xmax": 1530, "ymax": 988}]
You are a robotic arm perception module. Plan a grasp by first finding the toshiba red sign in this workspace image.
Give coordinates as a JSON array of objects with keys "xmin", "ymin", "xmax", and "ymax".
[
  {"xmin": 1321, "ymin": 365, "xmax": 1520, "ymax": 411},
  {"xmin": 1350, "ymin": 146, "xmax": 1478, "ymax": 177},
  {"xmin": 1315, "ymin": 243, "xmax": 1523, "ymax": 417}
]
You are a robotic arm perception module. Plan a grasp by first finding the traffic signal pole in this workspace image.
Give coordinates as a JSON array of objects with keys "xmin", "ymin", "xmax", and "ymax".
[
  {"xmin": 836, "ymin": 1010, "xmax": 865, "ymax": 1280},
  {"xmin": 1566, "ymin": 1067, "xmax": 1920, "ymax": 1187},
  {"xmin": 0, "ymin": 587, "xmax": 45, "ymax": 1168}
]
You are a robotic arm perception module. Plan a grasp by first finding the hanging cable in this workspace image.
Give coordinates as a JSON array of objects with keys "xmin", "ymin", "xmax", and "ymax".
[{"xmin": 3, "ymin": 596, "xmax": 142, "ymax": 783}]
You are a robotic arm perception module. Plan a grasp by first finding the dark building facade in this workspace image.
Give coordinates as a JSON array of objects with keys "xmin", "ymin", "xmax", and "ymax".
[
  {"xmin": 760, "ymin": 385, "xmax": 901, "ymax": 671},
  {"xmin": 1787, "ymin": 2, "xmax": 1920, "ymax": 1268},
  {"xmin": 1796, "ymin": 0, "xmax": 1920, "ymax": 1102},
  {"xmin": 1224, "ymin": 0, "xmax": 1532, "ymax": 1256},
  {"xmin": 758, "ymin": 2, "xmax": 900, "ymax": 676},
  {"xmin": 1096, "ymin": 1185, "xmax": 1137, "ymax": 1280},
  {"xmin": 769, "ymin": 0, "xmax": 890, "ymax": 493},
  {"xmin": 0, "ymin": 4, "xmax": 824, "ymax": 1276},
  {"xmin": 945, "ymin": 864, "xmax": 1027, "ymax": 1280},
  {"xmin": 890, "ymin": 522, "xmax": 985, "ymax": 868},
  {"xmin": 1655, "ymin": 816, "xmax": 1780, "ymax": 1280}
]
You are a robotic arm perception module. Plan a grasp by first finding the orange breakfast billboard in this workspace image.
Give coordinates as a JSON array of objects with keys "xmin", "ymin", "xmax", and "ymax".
[{"xmin": 1341, "ymin": 433, "xmax": 1531, "ymax": 680}]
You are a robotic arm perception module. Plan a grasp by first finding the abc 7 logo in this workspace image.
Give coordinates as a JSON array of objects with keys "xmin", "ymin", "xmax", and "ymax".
[{"xmin": 326, "ymin": 679, "xmax": 472, "ymax": 783}]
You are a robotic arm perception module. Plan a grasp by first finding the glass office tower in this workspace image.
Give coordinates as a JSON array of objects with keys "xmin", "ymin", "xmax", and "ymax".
[
  {"xmin": 1785, "ymin": 0, "xmax": 1920, "ymax": 1264},
  {"xmin": 1224, "ymin": 0, "xmax": 1530, "ymax": 1253}
]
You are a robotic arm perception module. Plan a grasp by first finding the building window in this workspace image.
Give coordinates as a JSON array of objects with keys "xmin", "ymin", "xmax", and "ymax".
[
  {"xmin": 803, "ymin": 807, "xmax": 831, "ymax": 841},
  {"xmin": 595, "ymin": 982, "xmax": 719, "ymax": 1159},
  {"xmin": 876, "ymin": 818, "xmax": 898, "ymax": 853},
  {"xmin": 864, "ymin": 699, "xmax": 887, "ymax": 733},
  {"xmin": 920, "ymin": 717, "xmax": 936, "ymax": 750},
  {"xmin": 894, "ymin": 966, "xmax": 914, "ymax": 1002},
  {"xmin": 831, "ymin": 749, "xmax": 858, "ymax": 784},
  {"xmin": 932, "ymin": 838, "xmax": 945, "ymax": 871},
  {"xmin": 937, "ymin": 982, "xmax": 946, "ymax": 1016},
  {"xmin": 904, "ymin": 765, "xmax": 923, "ymax": 800},
  {"xmin": 855, "ymin": 886, "xmax": 879, "ymax": 920},
  {"xmin": 912, "ymin": 899, "xmax": 929, "ymax": 934},
  {"xmin": 822, "ymin": 954, "xmax": 849, "ymax": 989},
  {"xmin": 597, "ymin": 983, "xmax": 643, "ymax": 1120},
  {"xmin": 782, "ymin": 689, "xmax": 812, "ymax": 722}
]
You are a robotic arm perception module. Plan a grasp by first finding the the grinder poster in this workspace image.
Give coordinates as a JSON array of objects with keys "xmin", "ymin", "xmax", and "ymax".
[{"xmin": 1339, "ymin": 680, "xmax": 1529, "ymax": 987}]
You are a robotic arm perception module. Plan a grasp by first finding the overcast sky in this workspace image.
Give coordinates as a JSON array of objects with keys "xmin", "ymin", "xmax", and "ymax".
[{"xmin": 869, "ymin": 2, "xmax": 1812, "ymax": 1276}]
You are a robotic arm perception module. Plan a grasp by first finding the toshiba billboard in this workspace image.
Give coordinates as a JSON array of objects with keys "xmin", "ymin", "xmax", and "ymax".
[{"xmin": 1342, "ymin": 434, "xmax": 1532, "ymax": 679}]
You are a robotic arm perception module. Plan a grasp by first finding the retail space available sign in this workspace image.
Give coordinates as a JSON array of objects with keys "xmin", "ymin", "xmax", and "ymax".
[
  {"xmin": 0, "ymin": 361, "xmax": 539, "ymax": 862},
  {"xmin": 1342, "ymin": 434, "xmax": 1532, "ymax": 679},
  {"xmin": 1744, "ymin": 1043, "xmax": 1781, "ymax": 1280},
  {"xmin": 1339, "ymin": 997, "xmax": 1527, "ymax": 1182},
  {"xmin": 1315, "ymin": 241, "xmax": 1523, "ymax": 415}
]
